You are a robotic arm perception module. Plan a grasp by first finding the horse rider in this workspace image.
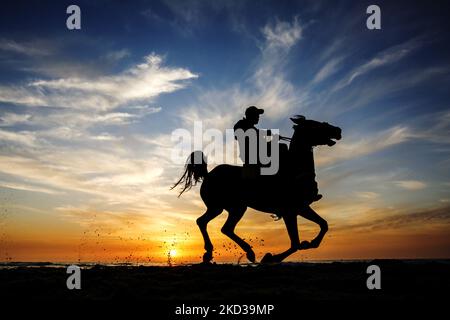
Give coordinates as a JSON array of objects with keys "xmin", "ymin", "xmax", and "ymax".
[{"xmin": 233, "ymin": 106, "xmax": 268, "ymax": 179}]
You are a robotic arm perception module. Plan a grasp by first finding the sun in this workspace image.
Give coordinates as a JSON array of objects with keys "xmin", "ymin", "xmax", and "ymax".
[{"xmin": 169, "ymin": 249, "xmax": 177, "ymax": 257}]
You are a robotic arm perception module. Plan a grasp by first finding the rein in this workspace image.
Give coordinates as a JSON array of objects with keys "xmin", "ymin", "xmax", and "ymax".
[{"xmin": 279, "ymin": 135, "xmax": 292, "ymax": 142}]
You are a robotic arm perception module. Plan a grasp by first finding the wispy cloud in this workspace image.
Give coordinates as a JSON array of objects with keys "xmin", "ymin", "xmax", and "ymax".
[
  {"xmin": 312, "ymin": 56, "xmax": 344, "ymax": 84},
  {"xmin": 0, "ymin": 38, "xmax": 54, "ymax": 57},
  {"xmin": 0, "ymin": 53, "xmax": 197, "ymax": 111},
  {"xmin": 339, "ymin": 205, "xmax": 450, "ymax": 232},
  {"xmin": 333, "ymin": 37, "xmax": 423, "ymax": 91},
  {"xmin": 0, "ymin": 113, "xmax": 32, "ymax": 126},
  {"xmin": 261, "ymin": 17, "xmax": 302, "ymax": 50},
  {"xmin": 142, "ymin": 0, "xmax": 249, "ymax": 37},
  {"xmin": 102, "ymin": 49, "xmax": 131, "ymax": 63},
  {"xmin": 179, "ymin": 17, "xmax": 305, "ymax": 131},
  {"xmin": 354, "ymin": 191, "xmax": 379, "ymax": 200},
  {"xmin": 0, "ymin": 180, "xmax": 63, "ymax": 195},
  {"xmin": 411, "ymin": 111, "xmax": 450, "ymax": 145},
  {"xmin": 0, "ymin": 52, "xmax": 195, "ymax": 219},
  {"xmin": 394, "ymin": 180, "xmax": 427, "ymax": 190},
  {"xmin": 0, "ymin": 150, "xmax": 170, "ymax": 209},
  {"xmin": 0, "ymin": 129, "xmax": 38, "ymax": 147},
  {"xmin": 316, "ymin": 126, "xmax": 413, "ymax": 167}
]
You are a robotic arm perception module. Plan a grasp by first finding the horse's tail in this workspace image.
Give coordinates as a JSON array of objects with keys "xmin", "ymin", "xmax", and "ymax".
[{"xmin": 171, "ymin": 151, "xmax": 208, "ymax": 197}]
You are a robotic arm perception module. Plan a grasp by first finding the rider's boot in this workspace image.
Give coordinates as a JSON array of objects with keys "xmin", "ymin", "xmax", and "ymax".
[{"xmin": 310, "ymin": 179, "xmax": 322, "ymax": 202}]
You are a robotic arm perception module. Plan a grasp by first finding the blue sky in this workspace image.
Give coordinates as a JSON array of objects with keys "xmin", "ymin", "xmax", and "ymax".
[{"xmin": 0, "ymin": 0, "xmax": 449, "ymax": 262}]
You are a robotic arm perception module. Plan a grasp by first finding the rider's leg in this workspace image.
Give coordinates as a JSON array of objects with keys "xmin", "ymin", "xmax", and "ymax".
[{"xmin": 311, "ymin": 179, "xmax": 322, "ymax": 202}]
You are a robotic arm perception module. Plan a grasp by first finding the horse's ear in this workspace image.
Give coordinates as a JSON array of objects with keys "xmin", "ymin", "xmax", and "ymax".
[{"xmin": 290, "ymin": 115, "xmax": 306, "ymax": 125}]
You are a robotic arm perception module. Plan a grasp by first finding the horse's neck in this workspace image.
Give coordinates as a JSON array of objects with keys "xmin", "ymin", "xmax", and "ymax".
[{"xmin": 289, "ymin": 140, "xmax": 315, "ymax": 176}]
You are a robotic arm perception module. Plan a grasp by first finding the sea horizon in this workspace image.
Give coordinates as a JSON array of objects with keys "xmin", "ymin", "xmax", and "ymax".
[{"xmin": 1, "ymin": 258, "xmax": 449, "ymax": 269}]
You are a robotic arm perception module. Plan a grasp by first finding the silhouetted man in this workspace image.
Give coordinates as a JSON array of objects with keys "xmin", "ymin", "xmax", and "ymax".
[{"xmin": 233, "ymin": 106, "xmax": 265, "ymax": 178}]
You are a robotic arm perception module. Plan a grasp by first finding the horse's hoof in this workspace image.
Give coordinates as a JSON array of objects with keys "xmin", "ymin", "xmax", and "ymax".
[
  {"xmin": 309, "ymin": 239, "xmax": 320, "ymax": 248},
  {"xmin": 298, "ymin": 240, "xmax": 311, "ymax": 250},
  {"xmin": 246, "ymin": 250, "xmax": 256, "ymax": 263},
  {"xmin": 261, "ymin": 253, "xmax": 274, "ymax": 264},
  {"xmin": 202, "ymin": 251, "xmax": 213, "ymax": 263}
]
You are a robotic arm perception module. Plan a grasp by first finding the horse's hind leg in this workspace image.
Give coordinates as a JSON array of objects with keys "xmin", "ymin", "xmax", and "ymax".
[
  {"xmin": 221, "ymin": 206, "xmax": 256, "ymax": 263},
  {"xmin": 298, "ymin": 205, "xmax": 328, "ymax": 249},
  {"xmin": 197, "ymin": 208, "xmax": 223, "ymax": 263}
]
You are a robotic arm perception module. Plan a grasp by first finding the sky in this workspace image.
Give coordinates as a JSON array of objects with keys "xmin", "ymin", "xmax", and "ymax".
[{"xmin": 0, "ymin": 0, "xmax": 449, "ymax": 264}]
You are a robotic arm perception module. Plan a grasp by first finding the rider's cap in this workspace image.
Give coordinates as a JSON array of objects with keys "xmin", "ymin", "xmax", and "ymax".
[{"xmin": 245, "ymin": 106, "xmax": 264, "ymax": 118}]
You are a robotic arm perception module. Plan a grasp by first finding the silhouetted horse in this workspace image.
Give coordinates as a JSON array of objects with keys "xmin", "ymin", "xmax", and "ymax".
[{"xmin": 173, "ymin": 116, "xmax": 342, "ymax": 263}]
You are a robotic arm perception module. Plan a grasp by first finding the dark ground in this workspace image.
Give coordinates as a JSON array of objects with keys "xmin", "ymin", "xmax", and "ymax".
[{"xmin": 1, "ymin": 260, "xmax": 449, "ymax": 301}]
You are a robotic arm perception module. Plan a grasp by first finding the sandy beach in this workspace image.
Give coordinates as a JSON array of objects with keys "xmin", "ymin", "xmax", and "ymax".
[{"xmin": 1, "ymin": 260, "xmax": 448, "ymax": 302}]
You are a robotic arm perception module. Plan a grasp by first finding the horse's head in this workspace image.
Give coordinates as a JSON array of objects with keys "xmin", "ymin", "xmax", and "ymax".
[{"xmin": 291, "ymin": 115, "xmax": 342, "ymax": 147}]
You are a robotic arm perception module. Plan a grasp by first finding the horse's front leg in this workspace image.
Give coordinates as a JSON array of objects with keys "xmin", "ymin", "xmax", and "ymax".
[
  {"xmin": 298, "ymin": 205, "xmax": 328, "ymax": 249},
  {"xmin": 261, "ymin": 213, "xmax": 300, "ymax": 263}
]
